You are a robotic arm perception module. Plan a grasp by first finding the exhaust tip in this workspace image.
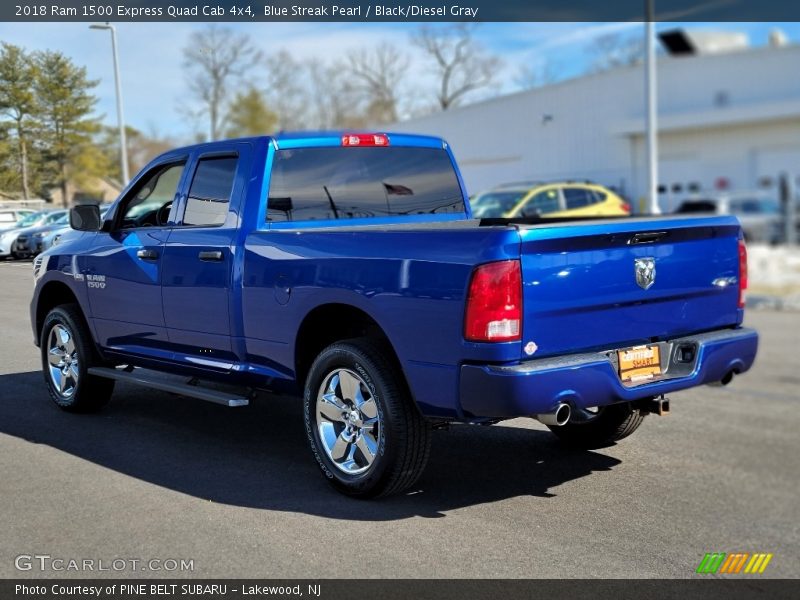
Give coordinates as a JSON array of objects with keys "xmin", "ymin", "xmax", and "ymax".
[
  {"xmin": 554, "ymin": 403, "xmax": 571, "ymax": 426},
  {"xmin": 708, "ymin": 369, "xmax": 738, "ymax": 387},
  {"xmin": 720, "ymin": 370, "xmax": 735, "ymax": 386},
  {"xmin": 535, "ymin": 403, "xmax": 571, "ymax": 427}
]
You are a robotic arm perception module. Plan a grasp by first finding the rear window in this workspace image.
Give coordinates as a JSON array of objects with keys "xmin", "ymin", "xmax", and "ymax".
[{"xmin": 267, "ymin": 147, "xmax": 464, "ymax": 223}]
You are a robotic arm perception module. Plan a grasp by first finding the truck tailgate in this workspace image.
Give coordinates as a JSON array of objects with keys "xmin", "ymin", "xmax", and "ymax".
[{"xmin": 517, "ymin": 216, "xmax": 743, "ymax": 358}]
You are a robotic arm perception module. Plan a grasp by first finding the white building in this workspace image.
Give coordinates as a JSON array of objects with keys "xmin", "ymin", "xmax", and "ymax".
[{"xmin": 390, "ymin": 33, "xmax": 800, "ymax": 212}]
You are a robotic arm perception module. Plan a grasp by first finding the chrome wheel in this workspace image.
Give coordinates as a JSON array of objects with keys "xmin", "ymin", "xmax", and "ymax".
[
  {"xmin": 316, "ymin": 368, "xmax": 381, "ymax": 475},
  {"xmin": 47, "ymin": 324, "xmax": 79, "ymax": 398}
]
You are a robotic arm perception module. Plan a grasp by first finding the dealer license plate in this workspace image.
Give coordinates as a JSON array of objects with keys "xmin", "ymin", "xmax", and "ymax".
[{"xmin": 617, "ymin": 344, "xmax": 662, "ymax": 382}]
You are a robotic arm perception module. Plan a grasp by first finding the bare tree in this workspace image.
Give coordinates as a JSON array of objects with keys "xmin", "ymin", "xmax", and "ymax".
[
  {"xmin": 411, "ymin": 24, "xmax": 502, "ymax": 111},
  {"xmin": 586, "ymin": 33, "xmax": 644, "ymax": 73},
  {"xmin": 182, "ymin": 25, "xmax": 261, "ymax": 140},
  {"xmin": 346, "ymin": 43, "xmax": 409, "ymax": 124},
  {"xmin": 305, "ymin": 59, "xmax": 358, "ymax": 129},
  {"xmin": 263, "ymin": 54, "xmax": 369, "ymax": 131},
  {"xmin": 263, "ymin": 50, "xmax": 309, "ymax": 131}
]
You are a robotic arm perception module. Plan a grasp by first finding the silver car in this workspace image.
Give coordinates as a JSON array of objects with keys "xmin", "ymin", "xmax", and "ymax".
[
  {"xmin": 18, "ymin": 213, "xmax": 72, "ymax": 255},
  {"xmin": 674, "ymin": 192, "xmax": 783, "ymax": 244},
  {"xmin": 0, "ymin": 209, "xmax": 67, "ymax": 259}
]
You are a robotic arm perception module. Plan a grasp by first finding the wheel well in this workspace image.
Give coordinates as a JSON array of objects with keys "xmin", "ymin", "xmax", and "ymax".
[
  {"xmin": 35, "ymin": 281, "xmax": 80, "ymax": 342},
  {"xmin": 294, "ymin": 304, "xmax": 402, "ymax": 388}
]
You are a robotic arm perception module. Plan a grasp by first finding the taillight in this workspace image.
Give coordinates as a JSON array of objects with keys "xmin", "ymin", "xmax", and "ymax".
[
  {"xmin": 738, "ymin": 238, "xmax": 748, "ymax": 308},
  {"xmin": 341, "ymin": 133, "xmax": 389, "ymax": 147},
  {"xmin": 620, "ymin": 202, "xmax": 631, "ymax": 214},
  {"xmin": 464, "ymin": 260, "xmax": 522, "ymax": 342}
]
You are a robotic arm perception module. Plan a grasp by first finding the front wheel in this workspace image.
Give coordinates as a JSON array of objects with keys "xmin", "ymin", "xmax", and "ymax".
[
  {"xmin": 41, "ymin": 304, "xmax": 114, "ymax": 412},
  {"xmin": 547, "ymin": 402, "xmax": 646, "ymax": 449},
  {"xmin": 303, "ymin": 339, "xmax": 431, "ymax": 498}
]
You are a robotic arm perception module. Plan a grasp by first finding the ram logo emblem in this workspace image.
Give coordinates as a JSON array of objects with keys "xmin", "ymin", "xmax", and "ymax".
[{"xmin": 634, "ymin": 257, "xmax": 656, "ymax": 290}]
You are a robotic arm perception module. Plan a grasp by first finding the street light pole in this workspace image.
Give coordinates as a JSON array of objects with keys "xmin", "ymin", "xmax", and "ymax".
[
  {"xmin": 645, "ymin": 0, "xmax": 660, "ymax": 214},
  {"xmin": 90, "ymin": 22, "xmax": 129, "ymax": 185}
]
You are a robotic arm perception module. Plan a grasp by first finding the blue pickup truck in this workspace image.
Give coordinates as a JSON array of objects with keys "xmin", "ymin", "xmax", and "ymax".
[{"xmin": 30, "ymin": 132, "xmax": 758, "ymax": 497}]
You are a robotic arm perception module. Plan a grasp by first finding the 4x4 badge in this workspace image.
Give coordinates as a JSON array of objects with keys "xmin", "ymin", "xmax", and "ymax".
[{"xmin": 635, "ymin": 257, "xmax": 656, "ymax": 290}]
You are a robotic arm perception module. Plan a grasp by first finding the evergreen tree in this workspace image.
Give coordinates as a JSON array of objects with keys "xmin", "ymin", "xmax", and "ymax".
[
  {"xmin": 225, "ymin": 88, "xmax": 277, "ymax": 138},
  {"xmin": 33, "ymin": 50, "xmax": 102, "ymax": 206},
  {"xmin": 0, "ymin": 43, "xmax": 39, "ymax": 198}
]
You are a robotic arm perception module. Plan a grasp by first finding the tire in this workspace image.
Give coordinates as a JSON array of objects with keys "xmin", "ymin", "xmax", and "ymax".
[
  {"xmin": 40, "ymin": 304, "xmax": 114, "ymax": 412},
  {"xmin": 303, "ymin": 338, "xmax": 431, "ymax": 498},
  {"xmin": 547, "ymin": 402, "xmax": 646, "ymax": 449}
]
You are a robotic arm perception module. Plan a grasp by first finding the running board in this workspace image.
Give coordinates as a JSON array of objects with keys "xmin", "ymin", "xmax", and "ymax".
[{"xmin": 87, "ymin": 367, "xmax": 250, "ymax": 407}]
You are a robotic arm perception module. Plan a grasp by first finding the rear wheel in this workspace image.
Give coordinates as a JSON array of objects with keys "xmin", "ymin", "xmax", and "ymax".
[
  {"xmin": 41, "ymin": 304, "xmax": 114, "ymax": 412},
  {"xmin": 548, "ymin": 402, "xmax": 646, "ymax": 449},
  {"xmin": 303, "ymin": 339, "xmax": 431, "ymax": 498}
]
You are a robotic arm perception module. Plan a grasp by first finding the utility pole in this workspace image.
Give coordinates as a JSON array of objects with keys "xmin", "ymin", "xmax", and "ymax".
[
  {"xmin": 645, "ymin": 0, "xmax": 660, "ymax": 214},
  {"xmin": 90, "ymin": 23, "xmax": 130, "ymax": 185}
]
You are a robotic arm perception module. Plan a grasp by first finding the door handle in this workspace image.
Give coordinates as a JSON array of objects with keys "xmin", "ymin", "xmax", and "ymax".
[
  {"xmin": 198, "ymin": 250, "xmax": 224, "ymax": 262},
  {"xmin": 136, "ymin": 248, "xmax": 159, "ymax": 260},
  {"xmin": 628, "ymin": 231, "xmax": 668, "ymax": 245}
]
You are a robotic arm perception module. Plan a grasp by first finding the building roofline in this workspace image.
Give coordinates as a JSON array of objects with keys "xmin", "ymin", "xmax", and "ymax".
[{"xmin": 391, "ymin": 41, "xmax": 800, "ymax": 126}]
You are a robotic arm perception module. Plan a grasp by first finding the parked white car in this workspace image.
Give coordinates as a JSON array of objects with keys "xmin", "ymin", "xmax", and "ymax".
[{"xmin": 0, "ymin": 208, "xmax": 36, "ymax": 231}]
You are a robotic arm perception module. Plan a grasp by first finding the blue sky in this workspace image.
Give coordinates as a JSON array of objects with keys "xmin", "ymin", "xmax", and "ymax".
[{"xmin": 0, "ymin": 21, "xmax": 797, "ymax": 141}]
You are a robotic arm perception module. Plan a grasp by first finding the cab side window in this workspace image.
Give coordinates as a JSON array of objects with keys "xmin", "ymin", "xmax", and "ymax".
[
  {"xmin": 525, "ymin": 189, "xmax": 561, "ymax": 215},
  {"xmin": 119, "ymin": 162, "xmax": 186, "ymax": 228},
  {"xmin": 563, "ymin": 187, "xmax": 595, "ymax": 210},
  {"xmin": 181, "ymin": 156, "xmax": 238, "ymax": 227}
]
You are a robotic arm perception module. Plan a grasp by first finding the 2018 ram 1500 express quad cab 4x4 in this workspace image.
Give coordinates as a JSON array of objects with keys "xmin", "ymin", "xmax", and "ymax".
[{"xmin": 31, "ymin": 132, "xmax": 758, "ymax": 497}]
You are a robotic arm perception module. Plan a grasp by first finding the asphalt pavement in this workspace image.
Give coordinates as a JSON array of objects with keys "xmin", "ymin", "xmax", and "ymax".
[{"xmin": 0, "ymin": 259, "xmax": 798, "ymax": 578}]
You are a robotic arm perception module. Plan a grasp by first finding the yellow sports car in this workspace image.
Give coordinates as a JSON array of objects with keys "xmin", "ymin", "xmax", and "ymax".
[{"xmin": 470, "ymin": 181, "xmax": 631, "ymax": 218}]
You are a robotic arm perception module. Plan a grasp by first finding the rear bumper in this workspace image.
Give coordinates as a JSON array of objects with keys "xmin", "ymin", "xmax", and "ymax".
[{"xmin": 459, "ymin": 327, "xmax": 758, "ymax": 419}]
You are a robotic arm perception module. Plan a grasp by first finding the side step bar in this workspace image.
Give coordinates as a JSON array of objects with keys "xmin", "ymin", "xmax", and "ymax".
[{"xmin": 87, "ymin": 367, "xmax": 250, "ymax": 407}]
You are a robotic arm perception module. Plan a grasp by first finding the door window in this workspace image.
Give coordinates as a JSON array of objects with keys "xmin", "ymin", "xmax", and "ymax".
[
  {"xmin": 522, "ymin": 189, "xmax": 561, "ymax": 215},
  {"xmin": 182, "ymin": 156, "xmax": 238, "ymax": 226},
  {"xmin": 563, "ymin": 187, "xmax": 595, "ymax": 210},
  {"xmin": 119, "ymin": 162, "xmax": 186, "ymax": 228}
]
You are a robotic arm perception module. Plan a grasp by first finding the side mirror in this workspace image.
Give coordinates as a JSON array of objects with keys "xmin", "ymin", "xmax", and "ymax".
[{"xmin": 70, "ymin": 205, "xmax": 102, "ymax": 232}]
